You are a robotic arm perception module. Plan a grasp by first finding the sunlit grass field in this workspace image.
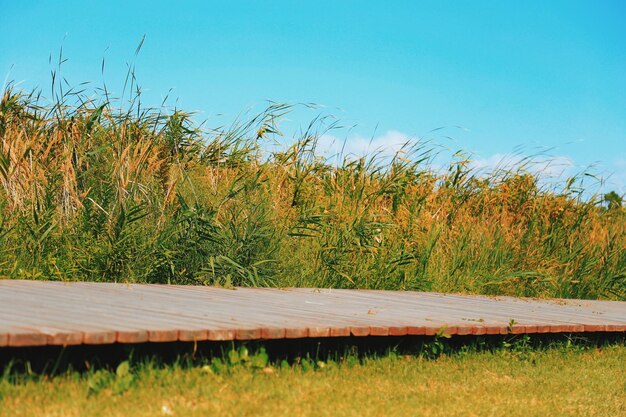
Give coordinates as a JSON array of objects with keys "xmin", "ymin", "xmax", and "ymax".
[
  {"xmin": 1, "ymin": 80, "xmax": 624, "ymax": 300},
  {"xmin": 1, "ymin": 342, "xmax": 625, "ymax": 417}
]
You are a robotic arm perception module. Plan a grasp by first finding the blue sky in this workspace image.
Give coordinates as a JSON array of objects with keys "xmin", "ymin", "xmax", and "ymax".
[{"xmin": 2, "ymin": 1, "xmax": 625, "ymax": 192}]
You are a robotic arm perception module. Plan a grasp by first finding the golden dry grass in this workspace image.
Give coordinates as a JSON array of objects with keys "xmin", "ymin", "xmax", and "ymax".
[{"xmin": 0, "ymin": 85, "xmax": 624, "ymax": 298}]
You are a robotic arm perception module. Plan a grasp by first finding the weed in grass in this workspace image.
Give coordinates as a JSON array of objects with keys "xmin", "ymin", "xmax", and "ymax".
[{"xmin": 86, "ymin": 360, "xmax": 135, "ymax": 396}]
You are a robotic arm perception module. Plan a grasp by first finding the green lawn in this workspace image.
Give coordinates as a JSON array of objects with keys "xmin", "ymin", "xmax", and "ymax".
[{"xmin": 2, "ymin": 344, "xmax": 625, "ymax": 417}]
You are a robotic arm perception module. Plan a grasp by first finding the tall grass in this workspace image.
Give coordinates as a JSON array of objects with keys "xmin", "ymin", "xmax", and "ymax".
[{"xmin": 0, "ymin": 80, "xmax": 624, "ymax": 300}]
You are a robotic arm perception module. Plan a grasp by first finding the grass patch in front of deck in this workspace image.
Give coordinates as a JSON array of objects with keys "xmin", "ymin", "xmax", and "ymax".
[{"xmin": 1, "ymin": 339, "xmax": 625, "ymax": 417}]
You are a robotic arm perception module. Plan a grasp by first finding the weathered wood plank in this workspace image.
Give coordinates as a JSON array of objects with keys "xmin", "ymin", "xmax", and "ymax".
[{"xmin": 0, "ymin": 280, "xmax": 624, "ymax": 347}]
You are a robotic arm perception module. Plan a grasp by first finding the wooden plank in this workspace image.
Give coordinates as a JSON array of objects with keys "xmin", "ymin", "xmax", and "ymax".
[
  {"xmin": 65, "ymin": 284, "xmax": 294, "ymax": 340},
  {"xmin": 125, "ymin": 285, "xmax": 353, "ymax": 339},
  {"xmin": 0, "ymin": 291, "xmax": 148, "ymax": 344},
  {"xmin": 5, "ymin": 326, "xmax": 49, "ymax": 347},
  {"xmin": 0, "ymin": 281, "xmax": 624, "ymax": 347},
  {"xmin": 0, "ymin": 284, "xmax": 238, "ymax": 342},
  {"xmin": 284, "ymin": 289, "xmax": 504, "ymax": 335},
  {"xmin": 354, "ymin": 290, "xmax": 616, "ymax": 334},
  {"xmin": 0, "ymin": 311, "xmax": 79, "ymax": 345},
  {"xmin": 177, "ymin": 286, "xmax": 608, "ymax": 331},
  {"xmin": 0, "ymin": 282, "xmax": 280, "ymax": 342}
]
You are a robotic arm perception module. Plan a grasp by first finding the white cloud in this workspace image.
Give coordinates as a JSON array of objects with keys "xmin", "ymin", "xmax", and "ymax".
[
  {"xmin": 308, "ymin": 129, "xmax": 626, "ymax": 196},
  {"xmin": 315, "ymin": 130, "xmax": 415, "ymax": 161},
  {"xmin": 470, "ymin": 153, "xmax": 575, "ymax": 178},
  {"xmin": 469, "ymin": 153, "xmax": 626, "ymax": 196}
]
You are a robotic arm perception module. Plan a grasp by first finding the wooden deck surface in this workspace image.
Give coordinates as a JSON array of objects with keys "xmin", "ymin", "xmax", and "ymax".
[{"xmin": 0, "ymin": 280, "xmax": 625, "ymax": 347}]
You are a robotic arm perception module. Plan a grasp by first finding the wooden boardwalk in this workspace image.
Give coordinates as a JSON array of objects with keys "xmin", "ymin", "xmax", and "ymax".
[{"xmin": 0, "ymin": 280, "xmax": 625, "ymax": 347}]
